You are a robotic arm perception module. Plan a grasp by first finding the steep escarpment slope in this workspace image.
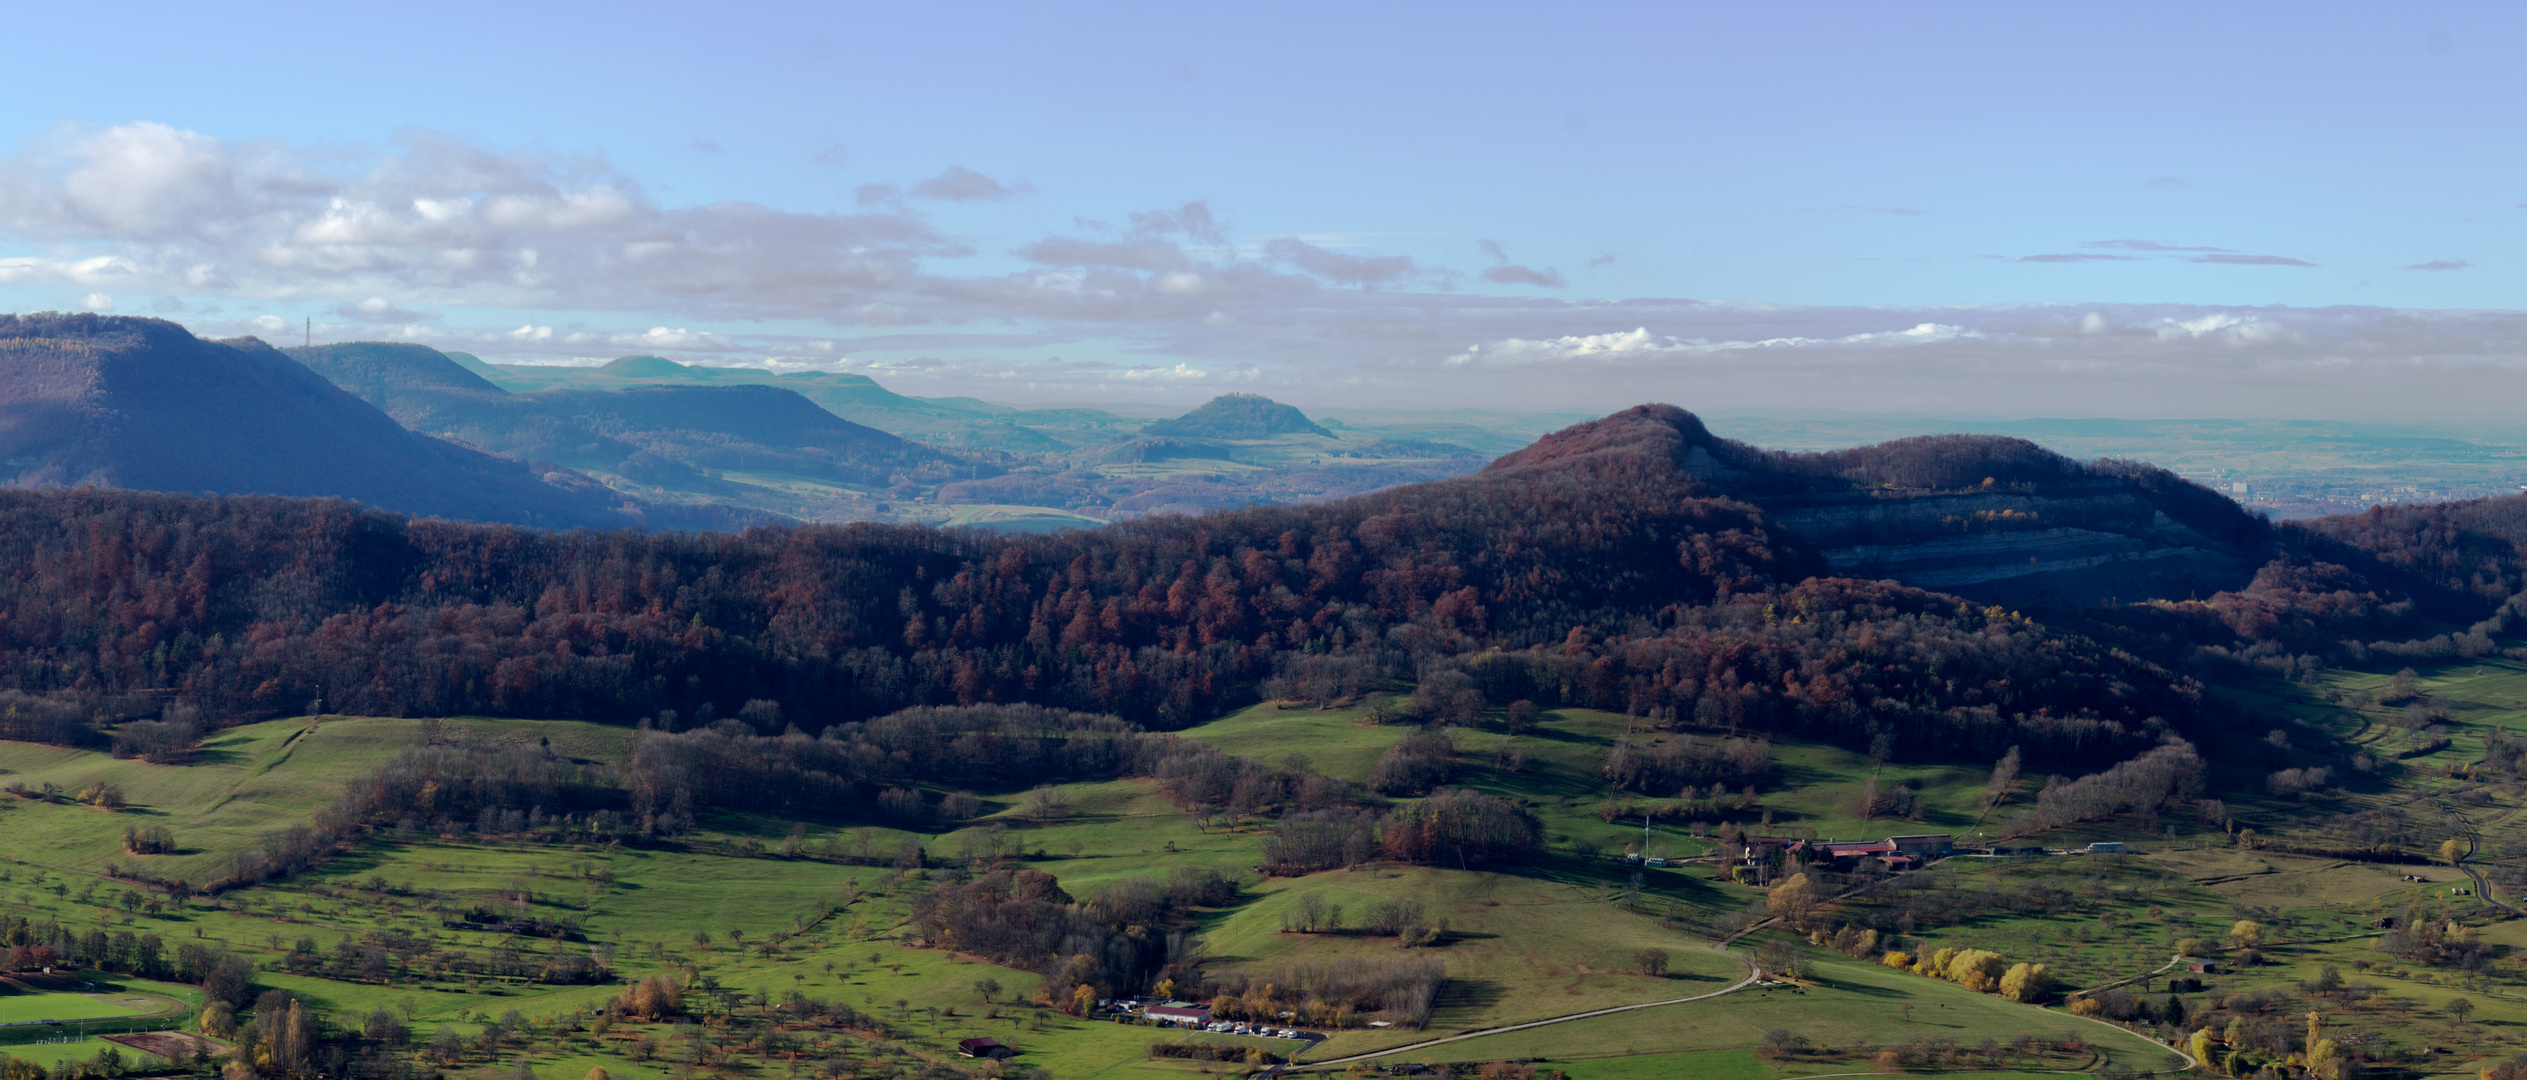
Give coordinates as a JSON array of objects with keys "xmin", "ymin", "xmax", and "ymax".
[{"xmin": 0, "ymin": 314, "xmax": 634, "ymax": 528}]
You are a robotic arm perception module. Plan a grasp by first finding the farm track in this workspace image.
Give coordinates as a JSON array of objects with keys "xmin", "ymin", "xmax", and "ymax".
[
  {"xmin": 1284, "ymin": 858, "xmax": 1975, "ymax": 1071},
  {"xmin": 2449, "ymin": 811, "xmax": 2524, "ymax": 918},
  {"xmin": 1284, "ymin": 943, "xmax": 1759, "ymax": 1070}
]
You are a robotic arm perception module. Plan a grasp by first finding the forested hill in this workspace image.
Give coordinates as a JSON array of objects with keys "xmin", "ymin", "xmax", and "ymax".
[
  {"xmin": 1491, "ymin": 405, "xmax": 2274, "ymax": 607},
  {"xmin": 0, "ymin": 313, "xmax": 637, "ymax": 529},
  {"xmin": 2, "ymin": 403, "xmax": 2523, "ymax": 776}
]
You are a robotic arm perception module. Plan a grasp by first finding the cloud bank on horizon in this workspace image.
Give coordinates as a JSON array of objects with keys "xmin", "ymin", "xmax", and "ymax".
[{"xmin": 0, "ymin": 118, "xmax": 2521, "ymax": 420}]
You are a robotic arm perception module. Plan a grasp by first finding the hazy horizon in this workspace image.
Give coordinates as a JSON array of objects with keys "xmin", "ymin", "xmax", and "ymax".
[{"xmin": 3, "ymin": 3, "xmax": 2522, "ymax": 419}]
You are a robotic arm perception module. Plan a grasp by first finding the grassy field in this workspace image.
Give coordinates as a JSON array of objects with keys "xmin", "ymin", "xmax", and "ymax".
[
  {"xmin": 11, "ymin": 648, "xmax": 2527, "ymax": 1078},
  {"xmin": 0, "ymin": 716, "xmax": 633, "ymax": 884},
  {"xmin": 0, "ymin": 1036, "xmax": 173, "ymax": 1070},
  {"xmin": 0, "ymin": 992, "xmax": 150, "ymax": 1023},
  {"xmin": 1348, "ymin": 943, "xmax": 2177, "ymax": 1072}
]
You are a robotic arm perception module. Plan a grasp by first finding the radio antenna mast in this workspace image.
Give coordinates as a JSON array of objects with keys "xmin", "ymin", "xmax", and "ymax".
[{"xmin": 304, "ymin": 317, "xmax": 311, "ymax": 349}]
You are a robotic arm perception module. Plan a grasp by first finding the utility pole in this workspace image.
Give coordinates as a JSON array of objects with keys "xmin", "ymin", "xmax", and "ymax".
[{"xmin": 305, "ymin": 317, "xmax": 311, "ymax": 349}]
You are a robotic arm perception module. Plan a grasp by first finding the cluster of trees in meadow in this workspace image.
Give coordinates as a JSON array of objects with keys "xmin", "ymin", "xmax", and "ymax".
[
  {"xmin": 274, "ymin": 925, "xmax": 609, "ymax": 987},
  {"xmin": 327, "ymin": 742, "xmax": 620, "ymax": 834},
  {"xmin": 1879, "ymin": 944, "xmax": 2053, "ymax": 1003},
  {"xmin": 1259, "ymin": 789, "xmax": 1540, "ymax": 874},
  {"xmin": 1601, "ymin": 734, "xmax": 1774, "ymax": 797},
  {"xmin": 905, "ymin": 860, "xmax": 1463, "ymax": 1027},
  {"xmin": 2016, "ymin": 739, "xmax": 2206, "ymax": 833},
  {"xmin": 0, "ymin": 916, "xmax": 256, "ymax": 1004},
  {"xmin": 1204, "ymin": 954, "xmax": 1447, "ymax": 1029},
  {"xmin": 907, "ymin": 869, "xmax": 1209, "ymax": 1011},
  {"xmin": 193, "ymin": 986, "xmax": 452, "ymax": 1080},
  {"xmin": 1279, "ymin": 893, "xmax": 1449, "ymax": 947}
]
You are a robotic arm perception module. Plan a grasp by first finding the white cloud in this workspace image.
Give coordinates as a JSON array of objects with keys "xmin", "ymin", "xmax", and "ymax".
[
  {"xmin": 8, "ymin": 123, "xmax": 2527, "ymax": 419},
  {"xmin": 1115, "ymin": 363, "xmax": 1212, "ymax": 380},
  {"xmin": 0, "ymin": 122, "xmax": 952, "ymax": 322},
  {"xmin": 1444, "ymin": 322, "xmax": 1983, "ymax": 366},
  {"xmin": 77, "ymin": 292, "xmax": 111, "ymax": 311}
]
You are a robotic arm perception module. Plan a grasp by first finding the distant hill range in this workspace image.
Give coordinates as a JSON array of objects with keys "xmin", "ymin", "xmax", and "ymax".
[
  {"xmin": 0, "ymin": 316, "xmax": 2311, "ymax": 603},
  {"xmin": 477, "ymin": 354, "xmax": 1141, "ymax": 453},
  {"xmin": 285, "ymin": 342, "xmax": 965, "ymax": 522},
  {"xmin": 1141, "ymin": 392, "xmax": 1335, "ymax": 439},
  {"xmin": 0, "ymin": 314, "xmax": 640, "ymax": 529}
]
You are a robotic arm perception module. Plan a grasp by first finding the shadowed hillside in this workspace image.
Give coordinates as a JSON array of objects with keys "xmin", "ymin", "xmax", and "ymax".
[{"xmin": 0, "ymin": 314, "xmax": 636, "ymax": 529}]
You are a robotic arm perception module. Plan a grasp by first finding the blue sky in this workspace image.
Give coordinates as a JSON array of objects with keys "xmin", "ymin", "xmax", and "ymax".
[{"xmin": 1, "ymin": 1, "xmax": 2521, "ymax": 416}]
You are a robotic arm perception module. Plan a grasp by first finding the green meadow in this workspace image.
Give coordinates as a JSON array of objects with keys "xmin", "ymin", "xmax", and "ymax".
[{"xmin": 12, "ymin": 653, "xmax": 2527, "ymax": 1075}]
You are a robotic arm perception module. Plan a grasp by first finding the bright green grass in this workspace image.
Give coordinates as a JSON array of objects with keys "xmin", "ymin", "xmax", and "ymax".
[
  {"xmin": 3, "ymin": 686, "xmax": 2513, "ymax": 1079},
  {"xmin": 995, "ymin": 1018, "xmax": 1302, "ymax": 1080},
  {"xmin": 1541, "ymin": 1049, "xmax": 2092, "ymax": 1080},
  {"xmin": 0, "ymin": 992, "xmax": 147, "ymax": 1023},
  {"xmin": 1210, "ymin": 865, "xmax": 1744, "ymax": 1057},
  {"xmin": 1192, "ymin": 702, "xmax": 1404, "ymax": 783},
  {"xmin": 0, "ymin": 1036, "xmax": 169, "ymax": 1070},
  {"xmin": 0, "ymin": 716, "xmax": 633, "ymax": 883},
  {"xmin": 1371, "ymin": 942, "xmax": 2178, "ymax": 1072}
]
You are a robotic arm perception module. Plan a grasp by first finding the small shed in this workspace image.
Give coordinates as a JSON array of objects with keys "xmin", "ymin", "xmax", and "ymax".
[
  {"xmin": 2187, "ymin": 960, "xmax": 2218, "ymax": 974},
  {"xmin": 2086, "ymin": 841, "xmax": 2126, "ymax": 854},
  {"xmin": 957, "ymin": 1038, "xmax": 1010, "ymax": 1059}
]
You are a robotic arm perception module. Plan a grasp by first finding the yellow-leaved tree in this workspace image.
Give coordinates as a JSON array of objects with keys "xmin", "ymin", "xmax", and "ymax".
[
  {"xmin": 1768, "ymin": 874, "xmax": 1820, "ymax": 927},
  {"xmin": 1998, "ymin": 961, "xmax": 2051, "ymax": 1002},
  {"xmin": 1944, "ymin": 949, "xmax": 2007, "ymax": 993},
  {"xmin": 1914, "ymin": 947, "xmax": 1958, "ymax": 977},
  {"xmin": 2183, "ymin": 1027, "xmax": 2215, "ymax": 1068}
]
